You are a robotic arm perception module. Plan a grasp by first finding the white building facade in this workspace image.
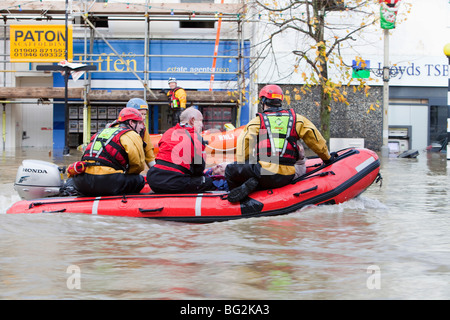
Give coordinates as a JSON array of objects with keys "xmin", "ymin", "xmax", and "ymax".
[{"xmin": 0, "ymin": 0, "xmax": 449, "ymax": 153}]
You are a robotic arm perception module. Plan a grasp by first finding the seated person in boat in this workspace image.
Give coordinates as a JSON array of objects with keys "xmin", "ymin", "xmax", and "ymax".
[
  {"xmin": 107, "ymin": 98, "xmax": 156, "ymax": 170},
  {"xmin": 225, "ymin": 84, "xmax": 333, "ymax": 203},
  {"xmin": 204, "ymin": 162, "xmax": 230, "ymax": 191},
  {"xmin": 125, "ymin": 98, "xmax": 156, "ymax": 169},
  {"xmin": 203, "ymin": 153, "xmax": 305, "ymax": 192},
  {"xmin": 70, "ymin": 107, "xmax": 147, "ymax": 196},
  {"xmin": 146, "ymin": 107, "xmax": 215, "ymax": 193}
]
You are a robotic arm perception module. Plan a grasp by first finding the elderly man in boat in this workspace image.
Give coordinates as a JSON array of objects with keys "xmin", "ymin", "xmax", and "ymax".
[
  {"xmin": 146, "ymin": 107, "xmax": 216, "ymax": 194},
  {"xmin": 225, "ymin": 84, "xmax": 336, "ymax": 203}
]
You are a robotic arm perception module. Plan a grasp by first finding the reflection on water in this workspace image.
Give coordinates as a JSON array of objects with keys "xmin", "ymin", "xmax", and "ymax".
[{"xmin": 1, "ymin": 148, "xmax": 450, "ymax": 300}]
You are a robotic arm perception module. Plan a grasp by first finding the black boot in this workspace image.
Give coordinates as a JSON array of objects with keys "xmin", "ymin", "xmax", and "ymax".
[
  {"xmin": 59, "ymin": 178, "xmax": 83, "ymax": 197},
  {"xmin": 227, "ymin": 177, "xmax": 259, "ymax": 203}
]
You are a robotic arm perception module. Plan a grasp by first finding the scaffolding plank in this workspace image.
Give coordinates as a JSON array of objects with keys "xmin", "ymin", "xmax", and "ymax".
[
  {"xmin": 83, "ymin": 89, "xmax": 233, "ymax": 103},
  {"xmin": 0, "ymin": 87, "xmax": 82, "ymax": 99},
  {"xmin": 0, "ymin": 87, "xmax": 234, "ymax": 103},
  {"xmin": 1, "ymin": 1, "xmax": 245, "ymax": 16}
]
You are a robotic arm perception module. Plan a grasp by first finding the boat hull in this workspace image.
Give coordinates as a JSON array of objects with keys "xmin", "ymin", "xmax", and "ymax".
[{"xmin": 6, "ymin": 148, "xmax": 380, "ymax": 223}]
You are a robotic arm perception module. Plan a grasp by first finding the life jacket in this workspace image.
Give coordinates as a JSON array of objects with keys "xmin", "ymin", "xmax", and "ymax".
[
  {"xmin": 154, "ymin": 123, "xmax": 206, "ymax": 175},
  {"xmin": 256, "ymin": 108, "xmax": 300, "ymax": 166},
  {"xmin": 82, "ymin": 124, "xmax": 131, "ymax": 171},
  {"xmin": 167, "ymin": 87, "xmax": 182, "ymax": 109}
]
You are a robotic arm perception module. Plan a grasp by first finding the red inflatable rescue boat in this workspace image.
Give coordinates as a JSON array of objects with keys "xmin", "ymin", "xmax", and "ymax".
[{"xmin": 7, "ymin": 148, "xmax": 381, "ymax": 223}]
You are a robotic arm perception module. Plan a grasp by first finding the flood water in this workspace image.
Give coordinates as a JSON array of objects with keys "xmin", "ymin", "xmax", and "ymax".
[{"xmin": 1, "ymin": 147, "xmax": 449, "ymax": 300}]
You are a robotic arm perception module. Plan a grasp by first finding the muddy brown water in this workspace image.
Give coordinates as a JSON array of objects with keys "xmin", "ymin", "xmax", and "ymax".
[{"xmin": 1, "ymin": 148, "xmax": 449, "ymax": 299}]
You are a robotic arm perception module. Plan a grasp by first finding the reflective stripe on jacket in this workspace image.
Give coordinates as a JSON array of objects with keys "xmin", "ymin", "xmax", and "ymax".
[
  {"xmin": 236, "ymin": 110, "xmax": 331, "ymax": 175},
  {"xmin": 82, "ymin": 125, "xmax": 131, "ymax": 171},
  {"xmin": 257, "ymin": 108, "xmax": 300, "ymax": 166}
]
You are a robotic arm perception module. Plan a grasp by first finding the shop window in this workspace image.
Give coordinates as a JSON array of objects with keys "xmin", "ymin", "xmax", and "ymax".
[
  {"xmin": 429, "ymin": 105, "xmax": 448, "ymax": 144},
  {"xmin": 201, "ymin": 106, "xmax": 236, "ymax": 131},
  {"xmin": 179, "ymin": 20, "xmax": 215, "ymax": 28},
  {"xmin": 68, "ymin": 105, "xmax": 120, "ymax": 147},
  {"xmin": 179, "ymin": 0, "xmax": 215, "ymax": 29}
]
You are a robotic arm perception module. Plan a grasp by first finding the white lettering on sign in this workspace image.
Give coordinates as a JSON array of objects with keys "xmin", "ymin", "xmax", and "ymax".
[{"xmin": 218, "ymin": 133, "xmax": 235, "ymax": 141}]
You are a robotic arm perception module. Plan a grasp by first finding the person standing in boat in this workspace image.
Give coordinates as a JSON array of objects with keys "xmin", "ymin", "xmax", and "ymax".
[
  {"xmin": 225, "ymin": 84, "xmax": 334, "ymax": 203},
  {"xmin": 147, "ymin": 107, "xmax": 215, "ymax": 193},
  {"xmin": 167, "ymin": 77, "xmax": 187, "ymax": 126},
  {"xmin": 71, "ymin": 107, "xmax": 147, "ymax": 196}
]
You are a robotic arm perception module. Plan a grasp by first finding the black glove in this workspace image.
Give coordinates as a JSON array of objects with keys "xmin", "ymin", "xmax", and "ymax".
[{"xmin": 324, "ymin": 152, "xmax": 338, "ymax": 165}]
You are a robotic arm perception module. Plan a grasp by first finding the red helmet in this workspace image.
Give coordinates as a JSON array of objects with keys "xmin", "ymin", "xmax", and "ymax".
[
  {"xmin": 117, "ymin": 107, "xmax": 143, "ymax": 123},
  {"xmin": 259, "ymin": 85, "xmax": 284, "ymax": 107}
]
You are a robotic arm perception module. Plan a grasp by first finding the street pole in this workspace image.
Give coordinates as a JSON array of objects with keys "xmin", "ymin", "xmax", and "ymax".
[
  {"xmin": 379, "ymin": 0, "xmax": 401, "ymax": 157},
  {"xmin": 63, "ymin": 0, "xmax": 70, "ymax": 155},
  {"xmin": 444, "ymin": 43, "xmax": 450, "ymax": 160},
  {"xmin": 381, "ymin": 28, "xmax": 390, "ymax": 157}
]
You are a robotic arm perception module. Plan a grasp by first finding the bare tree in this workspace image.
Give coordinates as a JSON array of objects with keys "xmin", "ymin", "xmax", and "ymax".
[{"xmin": 249, "ymin": 0, "xmax": 382, "ymax": 141}]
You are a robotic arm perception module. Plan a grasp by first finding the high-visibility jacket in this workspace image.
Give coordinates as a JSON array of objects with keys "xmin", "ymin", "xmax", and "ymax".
[
  {"xmin": 236, "ymin": 108, "xmax": 331, "ymax": 176},
  {"xmin": 82, "ymin": 124, "xmax": 146, "ymax": 175},
  {"xmin": 106, "ymin": 119, "xmax": 155, "ymax": 167},
  {"xmin": 256, "ymin": 108, "xmax": 300, "ymax": 166},
  {"xmin": 154, "ymin": 123, "xmax": 206, "ymax": 176},
  {"xmin": 167, "ymin": 87, "xmax": 187, "ymax": 109}
]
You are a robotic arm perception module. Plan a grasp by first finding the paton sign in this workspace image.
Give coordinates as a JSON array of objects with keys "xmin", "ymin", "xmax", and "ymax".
[{"xmin": 10, "ymin": 24, "xmax": 73, "ymax": 62}]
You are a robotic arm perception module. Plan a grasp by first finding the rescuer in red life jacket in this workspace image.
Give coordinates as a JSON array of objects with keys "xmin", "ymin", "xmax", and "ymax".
[
  {"xmin": 146, "ymin": 107, "xmax": 215, "ymax": 194},
  {"xmin": 71, "ymin": 107, "xmax": 147, "ymax": 196},
  {"xmin": 225, "ymin": 84, "xmax": 334, "ymax": 203}
]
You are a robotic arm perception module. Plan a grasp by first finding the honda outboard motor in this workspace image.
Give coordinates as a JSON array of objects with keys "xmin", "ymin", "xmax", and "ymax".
[{"xmin": 14, "ymin": 159, "xmax": 64, "ymax": 200}]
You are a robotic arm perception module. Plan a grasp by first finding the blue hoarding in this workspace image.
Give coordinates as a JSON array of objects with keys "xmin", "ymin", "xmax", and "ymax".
[
  {"xmin": 53, "ymin": 39, "xmax": 250, "ymax": 150},
  {"xmin": 72, "ymin": 39, "xmax": 249, "ymax": 82}
]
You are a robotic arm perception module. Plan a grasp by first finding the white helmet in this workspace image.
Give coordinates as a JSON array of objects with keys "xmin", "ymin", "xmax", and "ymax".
[{"xmin": 168, "ymin": 77, "xmax": 177, "ymax": 84}]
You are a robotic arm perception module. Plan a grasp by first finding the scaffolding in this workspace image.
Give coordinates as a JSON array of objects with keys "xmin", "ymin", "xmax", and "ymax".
[{"xmin": 0, "ymin": 0, "xmax": 248, "ymax": 148}]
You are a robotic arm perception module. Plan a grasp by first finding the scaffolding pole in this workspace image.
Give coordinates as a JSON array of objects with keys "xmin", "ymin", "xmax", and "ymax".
[
  {"xmin": 81, "ymin": 14, "xmax": 157, "ymax": 100},
  {"xmin": 0, "ymin": 0, "xmax": 248, "ymax": 150},
  {"xmin": 209, "ymin": 0, "xmax": 224, "ymax": 91}
]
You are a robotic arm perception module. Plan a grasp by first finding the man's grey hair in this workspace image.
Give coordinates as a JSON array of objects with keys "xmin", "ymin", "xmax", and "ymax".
[{"xmin": 179, "ymin": 107, "xmax": 202, "ymax": 123}]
